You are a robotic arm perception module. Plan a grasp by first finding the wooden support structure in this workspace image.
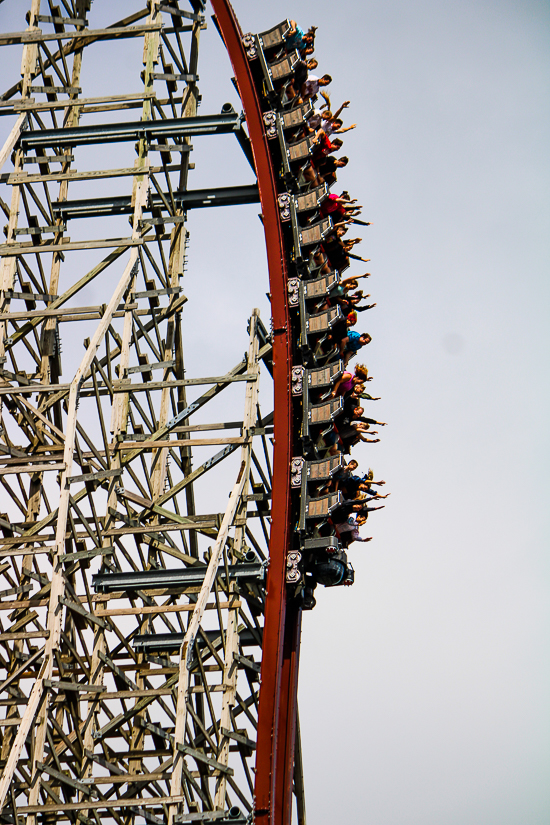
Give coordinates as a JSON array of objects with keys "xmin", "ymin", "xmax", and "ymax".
[
  {"xmin": 0, "ymin": 2, "xmax": 287, "ymax": 822},
  {"xmin": 0, "ymin": 0, "xmax": 378, "ymax": 821}
]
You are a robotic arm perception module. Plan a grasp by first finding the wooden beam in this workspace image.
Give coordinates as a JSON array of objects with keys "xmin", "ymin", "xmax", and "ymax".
[
  {"xmin": 116, "ymin": 437, "xmax": 245, "ymax": 449},
  {"xmin": 169, "ymin": 311, "xmax": 261, "ymax": 812},
  {"xmin": 0, "ymin": 24, "xmax": 164, "ymax": 46},
  {"xmin": 97, "ymin": 600, "xmax": 241, "ymax": 617},
  {"xmin": 0, "ymin": 114, "xmax": 27, "ymax": 174},
  {"xmin": 7, "ymin": 166, "xmax": 161, "ymax": 185},
  {"xmin": 0, "ymin": 235, "xmax": 168, "ymax": 255},
  {"xmin": 0, "ymin": 463, "xmax": 64, "ymax": 475},
  {"xmin": 13, "ymin": 795, "xmax": 186, "ymax": 815},
  {"xmin": 13, "ymin": 90, "xmax": 156, "ymax": 112}
]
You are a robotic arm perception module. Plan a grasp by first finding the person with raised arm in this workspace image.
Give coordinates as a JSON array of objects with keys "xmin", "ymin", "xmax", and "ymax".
[{"xmin": 284, "ymin": 21, "xmax": 316, "ymax": 53}]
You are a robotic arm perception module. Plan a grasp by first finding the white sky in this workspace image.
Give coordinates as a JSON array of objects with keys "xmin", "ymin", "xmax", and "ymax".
[{"xmin": 0, "ymin": 1, "xmax": 549, "ymax": 823}]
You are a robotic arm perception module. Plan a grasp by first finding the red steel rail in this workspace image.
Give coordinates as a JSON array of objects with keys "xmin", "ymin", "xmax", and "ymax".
[{"xmin": 210, "ymin": 2, "xmax": 300, "ymax": 822}]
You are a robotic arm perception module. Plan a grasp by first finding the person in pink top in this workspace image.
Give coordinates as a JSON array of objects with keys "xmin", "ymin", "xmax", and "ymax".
[{"xmin": 330, "ymin": 364, "xmax": 370, "ymax": 397}]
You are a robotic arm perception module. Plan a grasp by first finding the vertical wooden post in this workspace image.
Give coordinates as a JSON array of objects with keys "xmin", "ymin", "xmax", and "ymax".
[{"xmin": 169, "ymin": 310, "xmax": 261, "ymax": 823}]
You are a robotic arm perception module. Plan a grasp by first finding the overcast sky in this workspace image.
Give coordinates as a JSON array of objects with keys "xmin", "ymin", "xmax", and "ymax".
[{"xmin": 0, "ymin": 1, "xmax": 549, "ymax": 823}]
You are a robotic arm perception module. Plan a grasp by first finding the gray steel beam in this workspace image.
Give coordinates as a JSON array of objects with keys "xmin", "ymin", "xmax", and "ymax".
[
  {"xmin": 133, "ymin": 628, "xmax": 260, "ymax": 654},
  {"xmin": 19, "ymin": 112, "xmax": 243, "ymax": 151},
  {"xmin": 92, "ymin": 561, "xmax": 266, "ymax": 593},
  {"xmin": 52, "ymin": 185, "xmax": 260, "ymax": 219}
]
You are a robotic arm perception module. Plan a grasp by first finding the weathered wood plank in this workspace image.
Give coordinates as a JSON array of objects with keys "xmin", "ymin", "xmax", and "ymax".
[
  {"xmin": 8, "ymin": 166, "xmax": 161, "ymax": 185},
  {"xmin": 0, "ymin": 24, "xmax": 163, "ymax": 47},
  {"xmin": 116, "ymin": 437, "xmax": 245, "ymax": 449},
  {"xmin": 13, "ymin": 90, "xmax": 155, "ymax": 112},
  {"xmin": 0, "ymin": 235, "xmax": 172, "ymax": 255},
  {"xmin": 0, "ymin": 113, "xmax": 27, "ymax": 174},
  {"xmin": 14, "ymin": 795, "xmax": 186, "ymax": 815},
  {"xmin": 0, "ymin": 630, "xmax": 48, "ymax": 641},
  {"xmin": 102, "ymin": 519, "xmax": 225, "ymax": 537},
  {"xmin": 0, "ymin": 463, "xmax": 64, "ymax": 475},
  {"xmin": 97, "ymin": 600, "xmax": 241, "ymax": 617}
]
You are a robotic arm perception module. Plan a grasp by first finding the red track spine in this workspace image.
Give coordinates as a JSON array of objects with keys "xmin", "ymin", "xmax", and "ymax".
[{"xmin": 209, "ymin": 2, "xmax": 297, "ymax": 823}]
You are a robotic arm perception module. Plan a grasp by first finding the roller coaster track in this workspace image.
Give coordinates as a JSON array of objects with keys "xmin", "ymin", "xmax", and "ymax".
[
  {"xmin": 0, "ymin": 2, "xmax": 376, "ymax": 823},
  {"xmin": 208, "ymin": 5, "xmax": 298, "ymax": 824}
]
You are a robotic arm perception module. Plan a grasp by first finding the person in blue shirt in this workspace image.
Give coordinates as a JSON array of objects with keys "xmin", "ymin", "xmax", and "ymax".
[
  {"xmin": 340, "ymin": 330, "xmax": 372, "ymax": 365},
  {"xmin": 285, "ymin": 21, "xmax": 316, "ymax": 54}
]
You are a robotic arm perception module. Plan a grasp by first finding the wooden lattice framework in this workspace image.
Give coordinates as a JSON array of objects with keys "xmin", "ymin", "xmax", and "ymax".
[{"xmin": 0, "ymin": 2, "xmax": 298, "ymax": 823}]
